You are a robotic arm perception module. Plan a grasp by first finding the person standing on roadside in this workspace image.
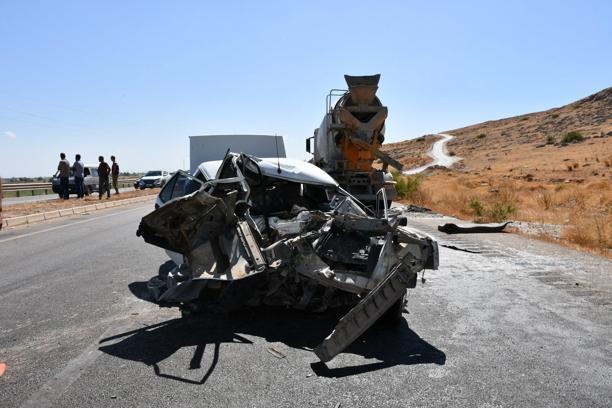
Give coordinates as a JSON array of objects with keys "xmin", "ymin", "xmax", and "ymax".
[
  {"xmin": 111, "ymin": 155, "xmax": 120, "ymax": 195},
  {"xmin": 0, "ymin": 177, "xmax": 3, "ymax": 230},
  {"xmin": 56, "ymin": 152, "xmax": 71, "ymax": 199},
  {"xmin": 97, "ymin": 155, "xmax": 111, "ymax": 200},
  {"xmin": 73, "ymin": 154, "xmax": 85, "ymax": 199}
]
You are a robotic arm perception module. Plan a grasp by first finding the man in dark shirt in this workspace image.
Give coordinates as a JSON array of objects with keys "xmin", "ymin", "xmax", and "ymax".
[
  {"xmin": 111, "ymin": 155, "xmax": 120, "ymax": 195},
  {"xmin": 56, "ymin": 152, "xmax": 71, "ymax": 199},
  {"xmin": 97, "ymin": 156, "xmax": 111, "ymax": 200}
]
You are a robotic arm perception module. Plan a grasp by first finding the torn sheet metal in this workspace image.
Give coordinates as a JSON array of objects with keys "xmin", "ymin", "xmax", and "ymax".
[{"xmin": 136, "ymin": 152, "xmax": 438, "ymax": 361}]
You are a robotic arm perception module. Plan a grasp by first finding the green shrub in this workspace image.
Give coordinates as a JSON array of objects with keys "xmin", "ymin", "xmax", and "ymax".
[
  {"xmin": 469, "ymin": 198, "xmax": 484, "ymax": 217},
  {"xmin": 488, "ymin": 202, "xmax": 517, "ymax": 222},
  {"xmin": 551, "ymin": 113, "xmax": 559, "ymax": 119},
  {"xmin": 561, "ymin": 131, "xmax": 584, "ymax": 144},
  {"xmin": 546, "ymin": 134, "xmax": 555, "ymax": 144},
  {"xmin": 469, "ymin": 197, "xmax": 517, "ymax": 222},
  {"xmin": 477, "ymin": 133, "xmax": 486, "ymax": 139},
  {"xmin": 392, "ymin": 172, "xmax": 421, "ymax": 200}
]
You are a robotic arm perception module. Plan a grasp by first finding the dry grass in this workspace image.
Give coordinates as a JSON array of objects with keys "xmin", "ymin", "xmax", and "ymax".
[{"xmin": 397, "ymin": 170, "xmax": 612, "ymax": 258}]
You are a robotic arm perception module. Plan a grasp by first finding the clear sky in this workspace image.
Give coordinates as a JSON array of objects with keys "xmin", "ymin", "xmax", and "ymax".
[{"xmin": 1, "ymin": 0, "xmax": 611, "ymax": 177}]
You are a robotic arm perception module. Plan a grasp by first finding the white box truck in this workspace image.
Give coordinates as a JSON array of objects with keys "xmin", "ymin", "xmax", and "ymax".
[{"xmin": 189, "ymin": 134, "xmax": 286, "ymax": 174}]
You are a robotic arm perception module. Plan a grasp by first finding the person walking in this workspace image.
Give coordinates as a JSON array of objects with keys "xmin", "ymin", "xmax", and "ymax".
[
  {"xmin": 111, "ymin": 155, "xmax": 120, "ymax": 195},
  {"xmin": 73, "ymin": 154, "xmax": 85, "ymax": 199},
  {"xmin": 97, "ymin": 155, "xmax": 111, "ymax": 200},
  {"xmin": 56, "ymin": 152, "xmax": 71, "ymax": 199}
]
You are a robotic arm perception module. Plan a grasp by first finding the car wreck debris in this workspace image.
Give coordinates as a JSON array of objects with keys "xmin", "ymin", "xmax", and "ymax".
[{"xmin": 136, "ymin": 152, "xmax": 438, "ymax": 361}]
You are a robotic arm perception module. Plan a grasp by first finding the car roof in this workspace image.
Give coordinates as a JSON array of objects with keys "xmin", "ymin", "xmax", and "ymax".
[{"xmin": 196, "ymin": 160, "xmax": 223, "ymax": 179}]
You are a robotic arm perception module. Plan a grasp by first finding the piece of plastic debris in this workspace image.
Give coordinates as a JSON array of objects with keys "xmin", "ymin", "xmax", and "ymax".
[
  {"xmin": 0, "ymin": 362, "xmax": 6, "ymax": 378},
  {"xmin": 267, "ymin": 346, "xmax": 286, "ymax": 359},
  {"xmin": 441, "ymin": 244, "xmax": 482, "ymax": 254},
  {"xmin": 438, "ymin": 221, "xmax": 511, "ymax": 234}
]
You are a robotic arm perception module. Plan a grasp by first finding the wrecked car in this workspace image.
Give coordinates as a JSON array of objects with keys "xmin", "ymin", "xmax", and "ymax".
[{"xmin": 136, "ymin": 153, "xmax": 438, "ymax": 361}]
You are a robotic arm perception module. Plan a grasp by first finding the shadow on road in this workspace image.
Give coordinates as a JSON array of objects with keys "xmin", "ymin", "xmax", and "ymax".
[{"xmin": 98, "ymin": 302, "xmax": 445, "ymax": 384}]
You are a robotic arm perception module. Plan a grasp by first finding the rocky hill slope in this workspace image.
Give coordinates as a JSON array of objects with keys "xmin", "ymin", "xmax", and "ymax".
[
  {"xmin": 445, "ymin": 87, "xmax": 612, "ymax": 174},
  {"xmin": 386, "ymin": 87, "xmax": 611, "ymax": 181}
]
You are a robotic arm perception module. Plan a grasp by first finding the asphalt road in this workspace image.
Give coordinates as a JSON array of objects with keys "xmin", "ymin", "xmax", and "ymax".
[{"xmin": 0, "ymin": 202, "xmax": 611, "ymax": 407}]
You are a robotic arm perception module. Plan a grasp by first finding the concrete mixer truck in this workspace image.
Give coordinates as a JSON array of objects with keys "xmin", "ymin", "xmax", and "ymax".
[{"xmin": 306, "ymin": 74, "xmax": 403, "ymax": 207}]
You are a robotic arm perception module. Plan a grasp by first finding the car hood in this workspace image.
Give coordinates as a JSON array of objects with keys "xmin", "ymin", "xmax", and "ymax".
[
  {"xmin": 197, "ymin": 156, "xmax": 338, "ymax": 187},
  {"xmin": 255, "ymin": 157, "xmax": 338, "ymax": 187},
  {"xmin": 141, "ymin": 176, "xmax": 162, "ymax": 181}
]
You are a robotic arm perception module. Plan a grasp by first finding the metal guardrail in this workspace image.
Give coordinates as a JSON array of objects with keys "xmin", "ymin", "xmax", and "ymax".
[
  {"xmin": 3, "ymin": 183, "xmax": 55, "ymax": 191},
  {"xmin": 2, "ymin": 178, "xmax": 139, "ymax": 198}
]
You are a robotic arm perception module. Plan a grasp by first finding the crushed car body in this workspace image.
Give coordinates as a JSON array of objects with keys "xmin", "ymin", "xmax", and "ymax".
[{"xmin": 136, "ymin": 152, "xmax": 438, "ymax": 361}]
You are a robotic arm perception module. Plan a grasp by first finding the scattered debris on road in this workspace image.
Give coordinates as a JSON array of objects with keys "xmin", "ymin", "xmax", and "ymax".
[
  {"xmin": 440, "ymin": 244, "xmax": 482, "ymax": 254},
  {"xmin": 403, "ymin": 204, "xmax": 433, "ymax": 213},
  {"xmin": 136, "ymin": 152, "xmax": 438, "ymax": 362},
  {"xmin": 267, "ymin": 347, "xmax": 286, "ymax": 359}
]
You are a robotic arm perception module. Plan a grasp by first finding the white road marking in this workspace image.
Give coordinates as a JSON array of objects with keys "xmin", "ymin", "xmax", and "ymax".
[{"xmin": 0, "ymin": 205, "xmax": 150, "ymax": 244}]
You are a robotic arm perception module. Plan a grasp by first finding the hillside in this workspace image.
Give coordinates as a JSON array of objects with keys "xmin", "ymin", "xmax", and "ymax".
[
  {"xmin": 389, "ymin": 87, "xmax": 612, "ymax": 256},
  {"xmin": 381, "ymin": 134, "xmax": 441, "ymax": 169},
  {"xmin": 385, "ymin": 87, "xmax": 612, "ymax": 179},
  {"xmin": 445, "ymin": 87, "xmax": 612, "ymax": 181}
]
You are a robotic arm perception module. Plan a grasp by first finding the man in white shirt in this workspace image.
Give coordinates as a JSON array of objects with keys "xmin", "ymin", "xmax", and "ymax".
[{"xmin": 73, "ymin": 154, "xmax": 85, "ymax": 199}]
